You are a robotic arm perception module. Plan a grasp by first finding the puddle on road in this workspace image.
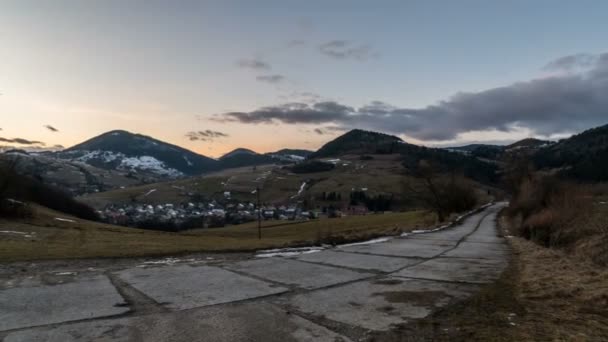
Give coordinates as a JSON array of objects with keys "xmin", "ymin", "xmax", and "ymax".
[{"xmin": 373, "ymin": 290, "xmax": 448, "ymax": 307}]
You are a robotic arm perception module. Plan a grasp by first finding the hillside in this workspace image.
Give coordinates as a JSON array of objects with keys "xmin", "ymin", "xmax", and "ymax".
[
  {"xmin": 308, "ymin": 129, "xmax": 499, "ymax": 185},
  {"xmin": 220, "ymin": 148, "xmax": 257, "ymax": 159},
  {"xmin": 1, "ymin": 151, "xmax": 141, "ymax": 195},
  {"xmin": 218, "ymin": 148, "xmax": 275, "ymax": 169},
  {"xmin": 55, "ymin": 130, "xmax": 220, "ymax": 177},
  {"xmin": 445, "ymin": 144, "xmax": 506, "ymax": 160},
  {"xmin": 309, "ymin": 129, "xmax": 404, "ymax": 158},
  {"xmin": 534, "ymin": 123, "xmax": 608, "ymax": 181},
  {"xmin": 507, "ymin": 138, "xmax": 551, "ymax": 150},
  {"xmin": 270, "ymin": 149, "xmax": 312, "ymax": 158}
]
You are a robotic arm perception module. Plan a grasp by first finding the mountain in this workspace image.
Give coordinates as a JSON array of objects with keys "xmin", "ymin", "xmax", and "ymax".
[
  {"xmin": 309, "ymin": 129, "xmax": 404, "ymax": 158},
  {"xmin": 270, "ymin": 149, "xmax": 312, "ymax": 158},
  {"xmin": 309, "ymin": 129, "xmax": 498, "ymax": 184},
  {"xmin": 218, "ymin": 148, "xmax": 274, "ymax": 169},
  {"xmin": 534, "ymin": 123, "xmax": 608, "ymax": 181},
  {"xmin": 507, "ymin": 138, "xmax": 552, "ymax": 150},
  {"xmin": 1, "ymin": 151, "xmax": 142, "ymax": 195},
  {"xmin": 55, "ymin": 130, "xmax": 219, "ymax": 177},
  {"xmin": 445, "ymin": 144, "xmax": 505, "ymax": 160},
  {"xmin": 266, "ymin": 148, "xmax": 312, "ymax": 163},
  {"xmin": 445, "ymin": 144, "xmax": 503, "ymax": 153},
  {"xmin": 220, "ymin": 148, "xmax": 257, "ymax": 159},
  {"xmin": 217, "ymin": 148, "xmax": 314, "ymax": 168}
]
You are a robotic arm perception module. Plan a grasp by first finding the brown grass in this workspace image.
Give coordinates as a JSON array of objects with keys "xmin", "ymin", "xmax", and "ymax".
[
  {"xmin": 367, "ymin": 210, "xmax": 608, "ymax": 342},
  {"xmin": 507, "ymin": 176, "xmax": 607, "ymax": 259},
  {"xmin": 0, "ymin": 204, "xmax": 436, "ymax": 262}
]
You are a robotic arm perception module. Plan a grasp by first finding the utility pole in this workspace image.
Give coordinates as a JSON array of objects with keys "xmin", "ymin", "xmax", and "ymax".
[{"xmin": 256, "ymin": 186, "xmax": 261, "ymax": 239}]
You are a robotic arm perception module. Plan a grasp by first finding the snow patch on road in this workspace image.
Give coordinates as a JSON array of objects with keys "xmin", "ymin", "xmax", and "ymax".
[
  {"xmin": 256, "ymin": 246, "xmax": 324, "ymax": 258},
  {"xmin": 337, "ymin": 237, "xmax": 391, "ymax": 248},
  {"xmin": 137, "ymin": 257, "xmax": 199, "ymax": 267}
]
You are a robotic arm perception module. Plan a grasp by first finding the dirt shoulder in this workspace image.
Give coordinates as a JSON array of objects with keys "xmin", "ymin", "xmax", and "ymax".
[{"xmin": 369, "ymin": 210, "xmax": 608, "ymax": 342}]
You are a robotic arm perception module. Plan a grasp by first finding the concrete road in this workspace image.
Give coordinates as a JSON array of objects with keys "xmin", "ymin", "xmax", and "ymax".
[{"xmin": 0, "ymin": 203, "xmax": 508, "ymax": 341}]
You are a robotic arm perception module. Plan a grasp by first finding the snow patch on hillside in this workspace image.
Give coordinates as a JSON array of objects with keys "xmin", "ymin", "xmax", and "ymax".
[
  {"xmin": 75, "ymin": 150, "xmax": 121, "ymax": 163},
  {"xmin": 69, "ymin": 150, "xmax": 183, "ymax": 177},
  {"xmin": 120, "ymin": 156, "xmax": 183, "ymax": 177},
  {"xmin": 291, "ymin": 182, "xmax": 307, "ymax": 199}
]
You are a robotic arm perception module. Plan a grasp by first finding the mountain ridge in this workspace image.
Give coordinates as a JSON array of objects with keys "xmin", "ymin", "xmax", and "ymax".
[{"xmin": 58, "ymin": 130, "xmax": 219, "ymax": 177}]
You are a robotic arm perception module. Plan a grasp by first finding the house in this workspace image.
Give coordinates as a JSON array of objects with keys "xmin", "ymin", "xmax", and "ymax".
[{"xmin": 346, "ymin": 204, "xmax": 368, "ymax": 215}]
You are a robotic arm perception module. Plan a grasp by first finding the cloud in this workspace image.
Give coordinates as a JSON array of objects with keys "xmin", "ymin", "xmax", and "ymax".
[
  {"xmin": 256, "ymin": 74, "xmax": 286, "ymax": 84},
  {"xmin": 185, "ymin": 130, "xmax": 229, "ymax": 142},
  {"xmin": 213, "ymin": 102, "xmax": 353, "ymax": 124},
  {"xmin": 0, "ymin": 137, "xmax": 45, "ymax": 145},
  {"xmin": 236, "ymin": 58, "xmax": 271, "ymax": 70},
  {"xmin": 213, "ymin": 52, "xmax": 608, "ymax": 141},
  {"xmin": 278, "ymin": 91, "xmax": 323, "ymax": 103},
  {"xmin": 319, "ymin": 40, "xmax": 377, "ymax": 61},
  {"xmin": 313, "ymin": 126, "xmax": 348, "ymax": 135},
  {"xmin": 543, "ymin": 53, "xmax": 596, "ymax": 71},
  {"xmin": 44, "ymin": 124, "xmax": 59, "ymax": 132},
  {"xmin": 287, "ymin": 39, "xmax": 306, "ymax": 47}
]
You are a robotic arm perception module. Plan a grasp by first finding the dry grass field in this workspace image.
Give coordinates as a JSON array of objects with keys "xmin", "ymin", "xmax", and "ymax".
[{"xmin": 0, "ymin": 204, "xmax": 436, "ymax": 262}]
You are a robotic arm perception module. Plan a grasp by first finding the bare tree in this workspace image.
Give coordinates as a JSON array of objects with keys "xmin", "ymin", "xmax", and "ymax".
[
  {"xmin": 404, "ymin": 159, "xmax": 477, "ymax": 222},
  {"xmin": 403, "ymin": 160, "xmax": 446, "ymax": 222},
  {"xmin": 0, "ymin": 156, "xmax": 20, "ymax": 199}
]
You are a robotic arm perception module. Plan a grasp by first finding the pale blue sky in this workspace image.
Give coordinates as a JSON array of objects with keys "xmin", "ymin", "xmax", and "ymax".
[{"xmin": 1, "ymin": 0, "xmax": 607, "ymax": 156}]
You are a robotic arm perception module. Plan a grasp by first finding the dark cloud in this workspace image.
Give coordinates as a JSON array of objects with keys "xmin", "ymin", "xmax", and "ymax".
[
  {"xmin": 236, "ymin": 58, "xmax": 271, "ymax": 70},
  {"xmin": 0, "ymin": 137, "xmax": 45, "ymax": 145},
  {"xmin": 213, "ymin": 102, "xmax": 353, "ymax": 125},
  {"xmin": 185, "ymin": 130, "xmax": 229, "ymax": 142},
  {"xmin": 319, "ymin": 40, "xmax": 377, "ymax": 61},
  {"xmin": 256, "ymin": 74, "xmax": 285, "ymax": 84},
  {"xmin": 543, "ymin": 53, "xmax": 596, "ymax": 71},
  {"xmin": 213, "ymin": 52, "xmax": 608, "ymax": 141},
  {"xmin": 52, "ymin": 144, "xmax": 65, "ymax": 149},
  {"xmin": 313, "ymin": 126, "xmax": 348, "ymax": 135},
  {"xmin": 44, "ymin": 124, "xmax": 59, "ymax": 132}
]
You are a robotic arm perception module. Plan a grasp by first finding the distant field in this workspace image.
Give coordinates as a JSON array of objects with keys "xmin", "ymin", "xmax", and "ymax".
[
  {"xmin": 78, "ymin": 155, "xmax": 442, "ymax": 209},
  {"xmin": 0, "ymin": 205, "xmax": 436, "ymax": 262}
]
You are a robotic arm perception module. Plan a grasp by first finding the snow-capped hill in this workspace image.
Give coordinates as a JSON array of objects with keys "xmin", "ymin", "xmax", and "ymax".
[{"xmin": 55, "ymin": 130, "xmax": 219, "ymax": 177}]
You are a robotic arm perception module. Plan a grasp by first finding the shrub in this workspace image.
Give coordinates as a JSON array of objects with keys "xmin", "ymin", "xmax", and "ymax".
[
  {"xmin": 0, "ymin": 199, "xmax": 32, "ymax": 218},
  {"xmin": 509, "ymin": 175, "xmax": 593, "ymax": 248}
]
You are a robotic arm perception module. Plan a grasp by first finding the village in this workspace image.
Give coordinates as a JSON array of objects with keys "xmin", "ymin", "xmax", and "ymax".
[
  {"xmin": 98, "ymin": 200, "xmax": 322, "ymax": 231},
  {"xmin": 97, "ymin": 191, "xmax": 383, "ymax": 231}
]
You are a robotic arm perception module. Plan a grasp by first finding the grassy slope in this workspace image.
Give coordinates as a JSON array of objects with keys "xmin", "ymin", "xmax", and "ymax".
[
  {"xmin": 0, "ymin": 204, "xmax": 435, "ymax": 262},
  {"xmin": 78, "ymin": 155, "xmax": 438, "ymax": 209}
]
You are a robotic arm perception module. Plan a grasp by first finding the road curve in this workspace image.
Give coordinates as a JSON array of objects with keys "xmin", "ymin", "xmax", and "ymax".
[{"xmin": 0, "ymin": 203, "xmax": 509, "ymax": 342}]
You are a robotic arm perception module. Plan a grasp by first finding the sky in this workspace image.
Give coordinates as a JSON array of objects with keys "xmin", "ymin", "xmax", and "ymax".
[{"xmin": 1, "ymin": 0, "xmax": 608, "ymax": 157}]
